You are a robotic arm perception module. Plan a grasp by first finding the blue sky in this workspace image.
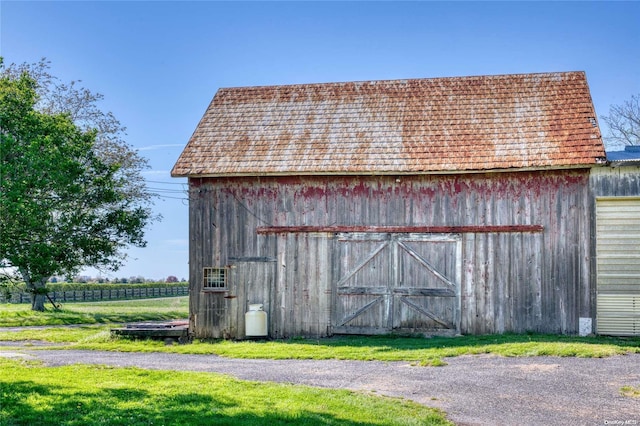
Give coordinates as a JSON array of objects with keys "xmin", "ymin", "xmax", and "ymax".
[{"xmin": 2, "ymin": 1, "xmax": 639, "ymax": 280}]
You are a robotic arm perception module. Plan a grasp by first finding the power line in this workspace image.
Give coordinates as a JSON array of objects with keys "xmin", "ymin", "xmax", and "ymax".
[
  {"xmin": 147, "ymin": 187, "xmax": 187, "ymax": 194},
  {"xmin": 146, "ymin": 180, "xmax": 187, "ymax": 185},
  {"xmin": 151, "ymin": 194, "xmax": 189, "ymax": 201}
]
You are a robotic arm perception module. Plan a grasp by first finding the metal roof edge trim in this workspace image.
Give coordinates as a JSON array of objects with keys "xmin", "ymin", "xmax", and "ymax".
[{"xmin": 609, "ymin": 160, "xmax": 640, "ymax": 168}]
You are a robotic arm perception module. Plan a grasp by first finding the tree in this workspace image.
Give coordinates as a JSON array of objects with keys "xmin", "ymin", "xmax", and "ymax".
[
  {"xmin": 2, "ymin": 58, "xmax": 152, "ymax": 203},
  {"xmin": 0, "ymin": 59, "xmax": 154, "ymax": 310},
  {"xmin": 600, "ymin": 93, "xmax": 640, "ymax": 149}
]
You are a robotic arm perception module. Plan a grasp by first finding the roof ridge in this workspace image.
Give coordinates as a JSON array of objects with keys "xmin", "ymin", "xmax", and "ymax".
[{"xmin": 217, "ymin": 71, "xmax": 587, "ymax": 92}]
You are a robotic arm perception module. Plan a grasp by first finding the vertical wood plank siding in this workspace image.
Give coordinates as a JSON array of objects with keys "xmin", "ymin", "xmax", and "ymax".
[
  {"xmin": 188, "ymin": 170, "xmax": 592, "ymax": 338},
  {"xmin": 590, "ymin": 166, "xmax": 640, "ymax": 197}
]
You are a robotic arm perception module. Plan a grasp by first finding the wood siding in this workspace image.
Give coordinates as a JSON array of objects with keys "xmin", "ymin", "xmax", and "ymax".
[
  {"xmin": 591, "ymin": 166, "xmax": 640, "ymax": 197},
  {"xmin": 188, "ymin": 170, "xmax": 592, "ymax": 338}
]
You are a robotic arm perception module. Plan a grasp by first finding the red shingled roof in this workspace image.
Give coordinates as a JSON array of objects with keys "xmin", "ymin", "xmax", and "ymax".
[{"xmin": 171, "ymin": 72, "xmax": 605, "ymax": 177}]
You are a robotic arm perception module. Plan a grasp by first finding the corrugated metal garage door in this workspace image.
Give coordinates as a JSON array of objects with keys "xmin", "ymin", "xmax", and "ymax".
[{"xmin": 596, "ymin": 197, "xmax": 640, "ymax": 336}]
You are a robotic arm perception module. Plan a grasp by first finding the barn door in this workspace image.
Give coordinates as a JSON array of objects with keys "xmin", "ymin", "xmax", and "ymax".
[{"xmin": 332, "ymin": 233, "xmax": 461, "ymax": 335}]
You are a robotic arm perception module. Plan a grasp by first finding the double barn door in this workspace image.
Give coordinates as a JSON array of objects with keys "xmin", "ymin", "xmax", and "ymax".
[{"xmin": 332, "ymin": 233, "xmax": 462, "ymax": 335}]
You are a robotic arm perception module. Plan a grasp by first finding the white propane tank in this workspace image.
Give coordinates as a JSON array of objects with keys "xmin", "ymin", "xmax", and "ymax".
[{"xmin": 245, "ymin": 304, "xmax": 268, "ymax": 337}]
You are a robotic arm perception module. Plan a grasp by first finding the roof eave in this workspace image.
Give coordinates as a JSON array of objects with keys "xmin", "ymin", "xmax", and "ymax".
[{"xmin": 172, "ymin": 163, "xmax": 603, "ymax": 179}]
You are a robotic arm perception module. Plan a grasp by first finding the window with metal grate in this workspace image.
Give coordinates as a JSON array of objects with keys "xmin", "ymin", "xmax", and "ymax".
[{"xmin": 203, "ymin": 267, "xmax": 227, "ymax": 291}]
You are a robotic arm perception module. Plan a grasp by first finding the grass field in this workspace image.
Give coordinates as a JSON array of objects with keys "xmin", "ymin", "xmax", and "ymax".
[
  {"xmin": 2, "ymin": 298, "xmax": 639, "ymax": 425},
  {"xmin": 0, "ymin": 358, "xmax": 450, "ymax": 425},
  {"xmin": 0, "ymin": 297, "xmax": 188, "ymax": 326},
  {"xmin": 1, "ymin": 298, "xmax": 639, "ymax": 364},
  {"xmin": 2, "ymin": 327, "xmax": 639, "ymax": 365}
]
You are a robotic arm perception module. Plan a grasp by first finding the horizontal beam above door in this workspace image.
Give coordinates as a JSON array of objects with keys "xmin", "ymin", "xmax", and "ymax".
[{"xmin": 256, "ymin": 225, "xmax": 543, "ymax": 234}]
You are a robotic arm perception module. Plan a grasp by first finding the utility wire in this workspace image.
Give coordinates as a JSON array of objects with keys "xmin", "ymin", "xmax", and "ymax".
[{"xmin": 146, "ymin": 180, "xmax": 187, "ymax": 185}]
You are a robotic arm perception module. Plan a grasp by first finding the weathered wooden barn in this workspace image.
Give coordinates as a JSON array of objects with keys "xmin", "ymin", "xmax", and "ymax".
[
  {"xmin": 591, "ymin": 146, "xmax": 640, "ymax": 336},
  {"xmin": 172, "ymin": 72, "xmax": 607, "ymax": 339}
]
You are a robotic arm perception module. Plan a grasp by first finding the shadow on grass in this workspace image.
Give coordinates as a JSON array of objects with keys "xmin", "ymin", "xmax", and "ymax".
[
  {"xmin": 273, "ymin": 333, "xmax": 640, "ymax": 351},
  {"xmin": 0, "ymin": 380, "xmax": 55, "ymax": 424},
  {"xmin": 0, "ymin": 379, "xmax": 398, "ymax": 426}
]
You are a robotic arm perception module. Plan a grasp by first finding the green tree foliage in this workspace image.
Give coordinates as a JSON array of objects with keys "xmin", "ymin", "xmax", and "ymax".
[
  {"xmin": 0, "ymin": 59, "xmax": 153, "ymax": 311},
  {"xmin": 601, "ymin": 93, "xmax": 640, "ymax": 148},
  {"xmin": 3, "ymin": 58, "xmax": 152, "ymax": 203}
]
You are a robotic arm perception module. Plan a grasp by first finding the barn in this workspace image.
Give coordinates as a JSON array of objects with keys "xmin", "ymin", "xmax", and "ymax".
[
  {"xmin": 591, "ymin": 146, "xmax": 640, "ymax": 336},
  {"xmin": 171, "ymin": 72, "xmax": 607, "ymax": 339}
]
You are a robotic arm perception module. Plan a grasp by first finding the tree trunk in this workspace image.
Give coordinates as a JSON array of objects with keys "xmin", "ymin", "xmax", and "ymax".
[
  {"xmin": 31, "ymin": 292, "xmax": 45, "ymax": 312},
  {"xmin": 22, "ymin": 271, "xmax": 47, "ymax": 312}
]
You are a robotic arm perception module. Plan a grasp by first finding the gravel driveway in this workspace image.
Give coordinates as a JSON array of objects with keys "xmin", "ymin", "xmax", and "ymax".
[{"xmin": 1, "ymin": 344, "xmax": 638, "ymax": 426}]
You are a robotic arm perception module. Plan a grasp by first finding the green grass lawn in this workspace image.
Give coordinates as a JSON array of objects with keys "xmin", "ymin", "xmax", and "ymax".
[
  {"xmin": 2, "ymin": 299, "xmax": 639, "ymax": 364},
  {"xmin": 0, "ymin": 358, "xmax": 450, "ymax": 425},
  {"xmin": 0, "ymin": 297, "xmax": 188, "ymax": 326},
  {"xmin": 2, "ymin": 324, "xmax": 639, "ymax": 365},
  {"xmin": 2, "ymin": 299, "xmax": 639, "ymax": 425}
]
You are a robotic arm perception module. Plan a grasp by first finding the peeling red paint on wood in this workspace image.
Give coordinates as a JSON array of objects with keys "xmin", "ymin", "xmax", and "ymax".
[
  {"xmin": 187, "ymin": 168, "xmax": 592, "ymax": 338},
  {"xmin": 193, "ymin": 170, "xmax": 589, "ymax": 201}
]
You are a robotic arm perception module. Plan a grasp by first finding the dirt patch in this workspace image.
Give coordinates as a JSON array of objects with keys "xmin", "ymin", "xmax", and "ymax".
[{"xmin": 515, "ymin": 362, "xmax": 560, "ymax": 373}]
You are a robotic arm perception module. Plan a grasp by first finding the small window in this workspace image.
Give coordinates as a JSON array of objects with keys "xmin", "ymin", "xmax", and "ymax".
[{"xmin": 203, "ymin": 267, "xmax": 227, "ymax": 291}]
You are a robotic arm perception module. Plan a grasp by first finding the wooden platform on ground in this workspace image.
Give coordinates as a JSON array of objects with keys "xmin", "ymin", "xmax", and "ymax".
[{"xmin": 110, "ymin": 320, "xmax": 191, "ymax": 343}]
